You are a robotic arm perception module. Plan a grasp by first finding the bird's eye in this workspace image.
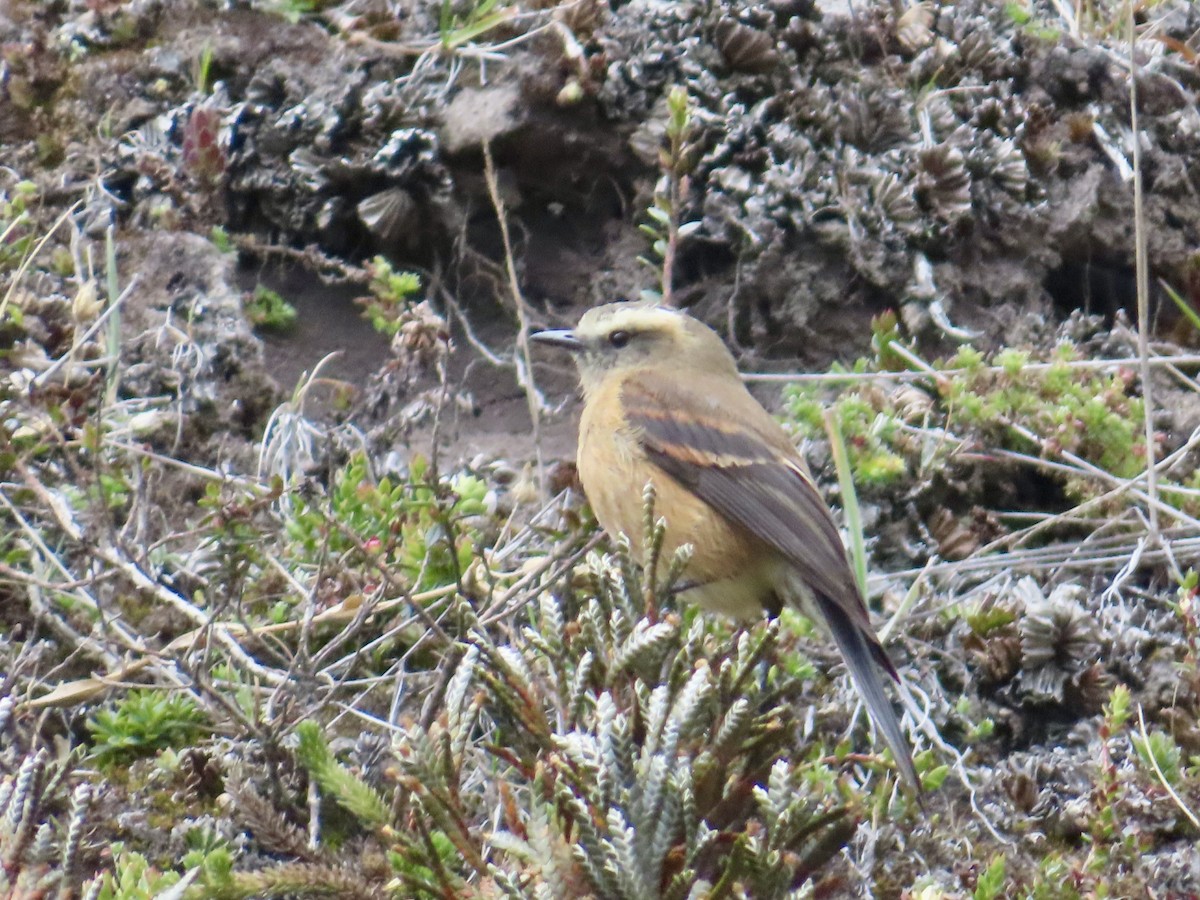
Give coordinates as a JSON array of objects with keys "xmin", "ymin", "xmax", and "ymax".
[{"xmin": 608, "ymin": 330, "xmax": 631, "ymax": 348}]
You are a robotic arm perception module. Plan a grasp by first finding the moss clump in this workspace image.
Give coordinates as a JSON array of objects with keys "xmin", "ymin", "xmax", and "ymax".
[
  {"xmin": 87, "ymin": 689, "xmax": 208, "ymax": 766},
  {"xmin": 783, "ymin": 319, "xmax": 1149, "ymax": 507}
]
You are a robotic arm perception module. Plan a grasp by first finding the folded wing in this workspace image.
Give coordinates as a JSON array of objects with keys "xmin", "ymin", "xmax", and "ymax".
[{"xmin": 621, "ymin": 371, "xmax": 918, "ymax": 791}]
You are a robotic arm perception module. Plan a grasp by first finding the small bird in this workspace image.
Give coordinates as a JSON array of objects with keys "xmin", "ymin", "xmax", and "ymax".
[{"xmin": 532, "ymin": 301, "xmax": 918, "ymax": 791}]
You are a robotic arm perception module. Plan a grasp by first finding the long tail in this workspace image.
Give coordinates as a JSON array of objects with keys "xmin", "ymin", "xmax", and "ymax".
[{"xmin": 816, "ymin": 594, "xmax": 920, "ymax": 794}]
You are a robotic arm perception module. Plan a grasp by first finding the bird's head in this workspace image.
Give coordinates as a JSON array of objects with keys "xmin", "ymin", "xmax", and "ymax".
[{"xmin": 532, "ymin": 302, "xmax": 738, "ymax": 395}]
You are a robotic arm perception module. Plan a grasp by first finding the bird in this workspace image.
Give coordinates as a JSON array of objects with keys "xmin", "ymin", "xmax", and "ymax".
[{"xmin": 531, "ymin": 300, "xmax": 919, "ymax": 792}]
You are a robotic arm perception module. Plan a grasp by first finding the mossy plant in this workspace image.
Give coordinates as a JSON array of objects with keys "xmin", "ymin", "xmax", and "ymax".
[
  {"xmin": 209, "ymin": 225, "xmax": 234, "ymax": 254},
  {"xmin": 783, "ymin": 315, "xmax": 1149, "ymax": 506},
  {"xmin": 790, "ymin": 389, "xmax": 910, "ymax": 488},
  {"xmin": 360, "ymin": 256, "xmax": 422, "ymax": 337},
  {"xmin": 284, "ymin": 453, "xmax": 489, "ymax": 593},
  {"xmin": 294, "ymin": 721, "xmax": 390, "ymax": 827},
  {"xmin": 972, "ymin": 855, "xmax": 1007, "ymax": 900},
  {"xmin": 93, "ymin": 845, "xmax": 185, "ymax": 900},
  {"xmin": 245, "ymin": 284, "xmax": 298, "ymax": 332},
  {"xmin": 942, "ymin": 341, "xmax": 1145, "ymax": 486},
  {"xmin": 87, "ymin": 689, "xmax": 209, "ymax": 766}
]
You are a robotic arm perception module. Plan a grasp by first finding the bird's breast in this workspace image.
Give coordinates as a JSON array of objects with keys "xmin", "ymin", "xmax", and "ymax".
[{"xmin": 577, "ymin": 381, "xmax": 777, "ymax": 619}]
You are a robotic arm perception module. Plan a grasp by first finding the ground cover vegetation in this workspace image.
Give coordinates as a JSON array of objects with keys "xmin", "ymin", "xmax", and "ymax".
[{"xmin": 2, "ymin": 0, "xmax": 1200, "ymax": 897}]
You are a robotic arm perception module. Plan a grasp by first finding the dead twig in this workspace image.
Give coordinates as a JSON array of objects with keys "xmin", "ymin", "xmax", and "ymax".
[{"xmin": 482, "ymin": 140, "xmax": 548, "ymax": 495}]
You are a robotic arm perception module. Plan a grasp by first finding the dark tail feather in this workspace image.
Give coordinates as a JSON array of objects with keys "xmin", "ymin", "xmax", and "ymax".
[{"xmin": 816, "ymin": 595, "xmax": 920, "ymax": 795}]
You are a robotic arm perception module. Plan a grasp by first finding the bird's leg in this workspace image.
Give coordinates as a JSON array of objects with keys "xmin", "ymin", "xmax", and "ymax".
[
  {"xmin": 762, "ymin": 590, "xmax": 784, "ymax": 619},
  {"xmin": 661, "ymin": 578, "xmax": 704, "ymax": 600}
]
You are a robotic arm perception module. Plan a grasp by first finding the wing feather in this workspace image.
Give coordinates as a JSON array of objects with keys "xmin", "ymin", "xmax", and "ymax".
[
  {"xmin": 622, "ymin": 373, "xmax": 866, "ymax": 624},
  {"xmin": 622, "ymin": 371, "xmax": 919, "ymax": 791}
]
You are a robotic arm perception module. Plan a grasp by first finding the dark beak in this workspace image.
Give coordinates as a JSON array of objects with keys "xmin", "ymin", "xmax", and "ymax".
[{"xmin": 530, "ymin": 329, "xmax": 583, "ymax": 351}]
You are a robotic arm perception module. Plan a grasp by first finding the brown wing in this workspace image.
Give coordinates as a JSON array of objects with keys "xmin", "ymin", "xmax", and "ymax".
[
  {"xmin": 621, "ymin": 369, "xmax": 919, "ymax": 792},
  {"xmin": 620, "ymin": 370, "xmax": 869, "ymax": 629}
]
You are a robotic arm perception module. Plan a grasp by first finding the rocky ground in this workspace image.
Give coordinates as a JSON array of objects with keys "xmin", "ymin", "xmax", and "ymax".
[{"xmin": 2, "ymin": 0, "xmax": 1200, "ymax": 897}]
